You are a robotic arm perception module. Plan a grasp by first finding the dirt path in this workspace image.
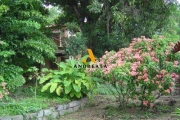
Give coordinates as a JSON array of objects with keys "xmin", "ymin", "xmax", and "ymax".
[
  {"xmin": 59, "ymin": 95, "xmax": 180, "ymax": 120},
  {"xmin": 59, "ymin": 95, "xmax": 109, "ymax": 120}
]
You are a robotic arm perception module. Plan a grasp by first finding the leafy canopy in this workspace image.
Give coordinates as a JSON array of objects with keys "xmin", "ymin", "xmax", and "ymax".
[
  {"xmin": 0, "ymin": 0, "xmax": 57, "ymax": 91},
  {"xmin": 44, "ymin": 0, "xmax": 178, "ymax": 57},
  {"xmin": 0, "ymin": 0, "xmax": 57, "ymax": 69}
]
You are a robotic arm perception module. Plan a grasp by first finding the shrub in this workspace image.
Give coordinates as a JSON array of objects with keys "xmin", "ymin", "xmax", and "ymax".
[
  {"xmin": 0, "ymin": 41, "xmax": 25, "ymax": 95},
  {"xmin": 88, "ymin": 35, "xmax": 180, "ymax": 110},
  {"xmin": 39, "ymin": 59, "xmax": 97, "ymax": 99}
]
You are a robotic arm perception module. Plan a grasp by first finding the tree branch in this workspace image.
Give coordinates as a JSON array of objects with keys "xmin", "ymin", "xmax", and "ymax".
[{"xmin": 72, "ymin": 4, "xmax": 83, "ymax": 27}]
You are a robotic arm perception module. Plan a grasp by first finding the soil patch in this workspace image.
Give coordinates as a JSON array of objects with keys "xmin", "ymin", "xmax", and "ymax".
[{"xmin": 59, "ymin": 95, "xmax": 180, "ymax": 120}]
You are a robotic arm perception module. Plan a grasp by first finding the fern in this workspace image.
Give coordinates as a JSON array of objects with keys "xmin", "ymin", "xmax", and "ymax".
[{"xmin": 96, "ymin": 83, "xmax": 118, "ymax": 95}]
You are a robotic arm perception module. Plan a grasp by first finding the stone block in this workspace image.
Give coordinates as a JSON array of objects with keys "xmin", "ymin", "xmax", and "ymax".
[
  {"xmin": 59, "ymin": 110, "xmax": 67, "ymax": 116},
  {"xmin": 37, "ymin": 117, "xmax": 47, "ymax": 120},
  {"xmin": 63, "ymin": 104, "xmax": 69, "ymax": 110},
  {"xmin": 68, "ymin": 100, "xmax": 80, "ymax": 108},
  {"xmin": 24, "ymin": 113, "xmax": 37, "ymax": 120},
  {"xmin": 43, "ymin": 109, "xmax": 52, "ymax": 116},
  {"xmin": 66, "ymin": 108, "xmax": 74, "ymax": 113},
  {"xmin": 51, "ymin": 112, "xmax": 59, "ymax": 118},
  {"xmin": 0, "ymin": 98, "xmax": 88, "ymax": 120},
  {"xmin": 73, "ymin": 105, "xmax": 80, "ymax": 111},
  {"xmin": 0, "ymin": 116, "xmax": 12, "ymax": 120},
  {"xmin": 37, "ymin": 110, "xmax": 44, "ymax": 118},
  {"xmin": 11, "ymin": 115, "xmax": 23, "ymax": 120},
  {"xmin": 49, "ymin": 107, "xmax": 55, "ymax": 112},
  {"xmin": 56, "ymin": 105, "xmax": 64, "ymax": 111}
]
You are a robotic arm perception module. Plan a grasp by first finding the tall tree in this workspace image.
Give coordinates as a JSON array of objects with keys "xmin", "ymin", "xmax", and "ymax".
[
  {"xmin": 0, "ymin": 0, "xmax": 57, "ymax": 89},
  {"xmin": 44, "ymin": 0, "xmax": 177, "ymax": 57}
]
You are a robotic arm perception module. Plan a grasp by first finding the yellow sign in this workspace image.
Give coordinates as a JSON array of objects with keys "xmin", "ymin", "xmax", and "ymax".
[{"xmin": 82, "ymin": 49, "xmax": 96, "ymax": 63}]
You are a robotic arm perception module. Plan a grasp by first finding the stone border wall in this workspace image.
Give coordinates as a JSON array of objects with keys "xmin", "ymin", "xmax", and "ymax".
[{"xmin": 0, "ymin": 97, "xmax": 88, "ymax": 120}]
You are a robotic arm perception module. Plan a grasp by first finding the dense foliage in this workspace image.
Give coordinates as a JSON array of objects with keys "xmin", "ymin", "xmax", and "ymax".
[
  {"xmin": 63, "ymin": 32, "xmax": 87, "ymax": 57},
  {"xmin": 0, "ymin": 4, "xmax": 25, "ymax": 92},
  {"xmin": 0, "ymin": 0, "xmax": 57, "ymax": 69},
  {"xmin": 87, "ymin": 35, "xmax": 180, "ymax": 110},
  {"xmin": 40, "ymin": 59, "xmax": 97, "ymax": 99},
  {"xmin": 0, "ymin": 41, "xmax": 25, "ymax": 93},
  {"xmin": 0, "ymin": 0, "xmax": 57, "ymax": 93},
  {"xmin": 44, "ymin": 0, "xmax": 178, "ymax": 57}
]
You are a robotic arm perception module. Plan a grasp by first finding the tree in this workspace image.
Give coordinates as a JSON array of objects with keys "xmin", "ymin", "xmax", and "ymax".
[
  {"xmin": 164, "ymin": 3, "xmax": 180, "ymax": 35},
  {"xmin": 44, "ymin": 0, "xmax": 177, "ymax": 57},
  {"xmin": 0, "ymin": 0, "xmax": 57, "ymax": 90},
  {"xmin": 46, "ymin": 5, "xmax": 64, "ymax": 24}
]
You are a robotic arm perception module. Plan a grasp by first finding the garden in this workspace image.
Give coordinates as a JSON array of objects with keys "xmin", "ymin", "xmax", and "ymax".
[{"xmin": 1, "ymin": 0, "xmax": 180, "ymax": 120}]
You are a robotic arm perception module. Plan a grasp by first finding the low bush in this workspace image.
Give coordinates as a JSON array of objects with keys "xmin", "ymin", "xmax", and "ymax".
[{"xmin": 39, "ymin": 59, "xmax": 98, "ymax": 99}]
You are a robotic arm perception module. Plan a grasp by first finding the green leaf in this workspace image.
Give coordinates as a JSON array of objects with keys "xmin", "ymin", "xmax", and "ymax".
[
  {"xmin": 81, "ymin": 55, "xmax": 89, "ymax": 63},
  {"xmin": 39, "ymin": 73, "xmax": 53, "ymax": 84},
  {"xmin": 59, "ymin": 62, "xmax": 66, "ymax": 69},
  {"xmin": 59, "ymin": 71, "xmax": 69, "ymax": 75},
  {"xmin": 68, "ymin": 69, "xmax": 74, "ymax": 74},
  {"xmin": 75, "ymin": 79, "xmax": 82, "ymax": 87},
  {"xmin": 54, "ymin": 71, "xmax": 61, "ymax": 75},
  {"xmin": 53, "ymin": 75, "xmax": 61, "ymax": 79},
  {"xmin": 50, "ymin": 83, "xmax": 58, "ymax": 93},
  {"xmin": 41, "ymin": 83, "xmax": 51, "ymax": 92},
  {"xmin": 42, "ymin": 68, "xmax": 49, "ymax": 72},
  {"xmin": 65, "ymin": 85, "xmax": 72, "ymax": 94},
  {"xmin": 56, "ymin": 86, "xmax": 63, "ymax": 96},
  {"xmin": 51, "ymin": 78, "xmax": 62, "ymax": 83},
  {"xmin": 92, "ymin": 77, "xmax": 101, "ymax": 82},
  {"xmin": 75, "ymin": 72, "xmax": 85, "ymax": 77},
  {"xmin": 73, "ymin": 83, "xmax": 81, "ymax": 92},
  {"xmin": 74, "ymin": 92, "xmax": 82, "ymax": 98},
  {"xmin": 84, "ymin": 76, "xmax": 91, "ymax": 81},
  {"xmin": 64, "ymin": 80, "xmax": 72, "ymax": 86},
  {"xmin": 82, "ymin": 80, "xmax": 90, "ymax": 89},
  {"xmin": 70, "ymin": 59, "xmax": 76, "ymax": 66},
  {"xmin": 70, "ymin": 91, "xmax": 75, "ymax": 97}
]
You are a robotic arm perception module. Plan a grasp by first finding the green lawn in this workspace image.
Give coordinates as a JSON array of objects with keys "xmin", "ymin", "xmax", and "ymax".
[{"xmin": 0, "ymin": 85, "xmax": 70, "ymax": 116}]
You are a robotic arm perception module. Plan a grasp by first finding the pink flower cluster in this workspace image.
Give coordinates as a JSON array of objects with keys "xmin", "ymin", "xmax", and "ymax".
[
  {"xmin": 0, "ymin": 82, "xmax": 9, "ymax": 99},
  {"xmin": 174, "ymin": 61, "xmax": 179, "ymax": 67},
  {"xmin": 0, "ymin": 92, "xmax": 3, "ymax": 99},
  {"xmin": 91, "ymin": 36, "xmax": 179, "ymax": 83},
  {"xmin": 100, "ymin": 51, "xmax": 125, "ymax": 75},
  {"xmin": 129, "ymin": 62, "xmax": 140, "ymax": 76},
  {"xmin": 142, "ymin": 100, "xmax": 154, "ymax": 108}
]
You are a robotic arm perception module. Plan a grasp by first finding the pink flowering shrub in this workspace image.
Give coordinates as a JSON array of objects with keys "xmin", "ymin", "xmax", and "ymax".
[{"xmin": 88, "ymin": 35, "xmax": 180, "ymax": 110}]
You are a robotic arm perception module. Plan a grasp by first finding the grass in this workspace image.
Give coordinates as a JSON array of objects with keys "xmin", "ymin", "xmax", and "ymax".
[
  {"xmin": 104, "ymin": 101, "xmax": 179, "ymax": 120},
  {"xmin": 0, "ymin": 85, "xmax": 71, "ymax": 116},
  {"xmin": 95, "ymin": 83, "xmax": 118, "ymax": 95},
  {"xmin": 0, "ymin": 97, "xmax": 48, "ymax": 116},
  {"xmin": 105, "ymin": 98, "xmax": 180, "ymax": 120},
  {"xmin": 96, "ymin": 84, "xmax": 180, "ymax": 119}
]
